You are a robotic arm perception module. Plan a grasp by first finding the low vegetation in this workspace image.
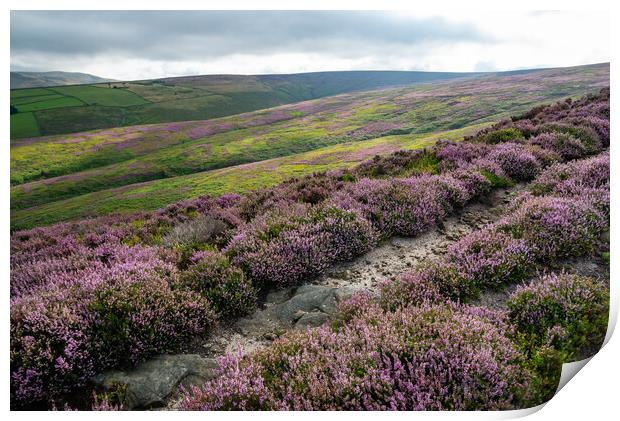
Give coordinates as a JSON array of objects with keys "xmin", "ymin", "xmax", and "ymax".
[{"xmin": 10, "ymin": 89, "xmax": 610, "ymax": 410}]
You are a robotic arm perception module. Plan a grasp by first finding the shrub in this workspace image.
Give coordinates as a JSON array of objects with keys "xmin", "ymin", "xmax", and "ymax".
[
  {"xmin": 529, "ymin": 154, "xmax": 609, "ymax": 198},
  {"xmin": 436, "ymin": 142, "xmax": 490, "ymax": 170},
  {"xmin": 537, "ymin": 123, "xmax": 601, "ymax": 154},
  {"xmin": 378, "ymin": 271, "xmax": 444, "ymax": 311},
  {"xmin": 480, "ymin": 127, "xmax": 525, "ymax": 144},
  {"xmin": 507, "ymin": 274, "xmax": 609, "ymax": 361},
  {"xmin": 487, "ymin": 143, "xmax": 541, "ymax": 181},
  {"xmin": 330, "ymin": 175, "xmax": 468, "ymax": 238},
  {"xmin": 88, "ymin": 278, "xmax": 215, "ymax": 368},
  {"xmin": 177, "ymin": 251, "xmax": 257, "ymax": 317},
  {"xmin": 444, "ymin": 229, "xmax": 533, "ymax": 290},
  {"xmin": 179, "ymin": 303, "xmax": 534, "ymax": 410},
  {"xmin": 226, "ymin": 205, "xmax": 377, "ymax": 287},
  {"xmin": 162, "ymin": 215, "xmax": 229, "ymax": 248},
  {"xmin": 10, "ymin": 247, "xmax": 215, "ymax": 408},
  {"xmin": 496, "ymin": 196, "xmax": 607, "ymax": 260},
  {"xmin": 529, "ymin": 132, "xmax": 587, "ymax": 160}
]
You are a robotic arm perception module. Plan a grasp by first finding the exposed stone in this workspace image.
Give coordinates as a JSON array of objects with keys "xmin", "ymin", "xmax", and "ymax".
[
  {"xmin": 294, "ymin": 311, "xmax": 331, "ymax": 329},
  {"xmin": 92, "ymin": 354, "xmax": 217, "ymax": 410}
]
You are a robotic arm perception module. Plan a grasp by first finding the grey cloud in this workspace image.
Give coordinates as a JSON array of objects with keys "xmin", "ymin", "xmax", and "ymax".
[{"xmin": 11, "ymin": 11, "xmax": 492, "ymax": 62}]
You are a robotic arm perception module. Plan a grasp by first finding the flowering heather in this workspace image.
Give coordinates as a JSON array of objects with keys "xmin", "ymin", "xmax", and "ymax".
[
  {"xmin": 444, "ymin": 229, "xmax": 533, "ymax": 290},
  {"xmin": 226, "ymin": 205, "xmax": 377, "ymax": 287},
  {"xmin": 496, "ymin": 196, "xmax": 607, "ymax": 260},
  {"xmin": 487, "ymin": 143, "xmax": 541, "ymax": 181},
  {"xmin": 529, "ymin": 153, "xmax": 609, "ymax": 200},
  {"xmin": 353, "ymin": 149, "xmax": 439, "ymax": 178},
  {"xmin": 528, "ymin": 132, "xmax": 587, "ymax": 160},
  {"xmin": 436, "ymin": 141, "xmax": 491, "ymax": 171},
  {"xmin": 176, "ymin": 250, "xmax": 257, "ymax": 317},
  {"xmin": 507, "ymin": 274, "xmax": 609, "ymax": 361},
  {"xmin": 378, "ymin": 271, "xmax": 444, "ymax": 311},
  {"xmin": 10, "ymin": 248, "xmax": 215, "ymax": 408},
  {"xmin": 329, "ymin": 174, "xmax": 475, "ymax": 238},
  {"xmin": 179, "ymin": 303, "xmax": 533, "ymax": 410}
]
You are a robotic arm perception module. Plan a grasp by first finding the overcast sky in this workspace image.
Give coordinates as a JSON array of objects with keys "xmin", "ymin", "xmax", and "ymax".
[{"xmin": 10, "ymin": 10, "xmax": 609, "ymax": 80}]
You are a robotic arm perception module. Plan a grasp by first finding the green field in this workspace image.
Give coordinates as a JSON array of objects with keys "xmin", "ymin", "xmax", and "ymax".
[
  {"xmin": 49, "ymin": 85, "xmax": 150, "ymax": 106},
  {"xmin": 9, "ymin": 84, "xmax": 151, "ymax": 138},
  {"xmin": 10, "ymin": 113, "xmax": 40, "ymax": 138}
]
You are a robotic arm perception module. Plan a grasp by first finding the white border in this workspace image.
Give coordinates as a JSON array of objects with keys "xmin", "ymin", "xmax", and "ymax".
[{"xmin": 3, "ymin": 1, "xmax": 616, "ymax": 419}]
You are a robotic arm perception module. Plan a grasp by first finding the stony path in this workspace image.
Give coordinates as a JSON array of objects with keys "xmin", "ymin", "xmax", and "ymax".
[{"xmin": 94, "ymin": 185, "xmax": 528, "ymax": 410}]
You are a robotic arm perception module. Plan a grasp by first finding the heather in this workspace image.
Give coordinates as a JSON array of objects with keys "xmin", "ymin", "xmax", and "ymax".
[
  {"xmin": 10, "ymin": 247, "xmax": 215, "ymax": 408},
  {"xmin": 507, "ymin": 274, "xmax": 609, "ymax": 361},
  {"xmin": 179, "ymin": 304, "xmax": 532, "ymax": 410},
  {"xmin": 10, "ymin": 89, "xmax": 610, "ymax": 410},
  {"xmin": 176, "ymin": 251, "xmax": 257, "ymax": 317},
  {"xmin": 226, "ymin": 205, "xmax": 378, "ymax": 287}
]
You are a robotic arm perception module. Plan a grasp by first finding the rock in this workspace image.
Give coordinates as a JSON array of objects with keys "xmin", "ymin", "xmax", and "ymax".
[
  {"xmin": 294, "ymin": 311, "xmax": 330, "ymax": 329},
  {"xmin": 265, "ymin": 287, "xmax": 295, "ymax": 305},
  {"xmin": 92, "ymin": 354, "xmax": 218, "ymax": 410},
  {"xmin": 237, "ymin": 285, "xmax": 340, "ymax": 336}
]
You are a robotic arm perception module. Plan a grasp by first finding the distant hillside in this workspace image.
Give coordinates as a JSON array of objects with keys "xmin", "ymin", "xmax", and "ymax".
[
  {"xmin": 10, "ymin": 63, "xmax": 609, "ymax": 230},
  {"xmin": 11, "ymin": 69, "xmax": 490, "ymax": 139},
  {"xmin": 10, "ymin": 71, "xmax": 115, "ymax": 89}
]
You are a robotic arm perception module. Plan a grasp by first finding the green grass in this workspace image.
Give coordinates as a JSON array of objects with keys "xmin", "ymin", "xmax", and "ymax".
[
  {"xmin": 10, "ymin": 88, "xmax": 56, "ymax": 98},
  {"xmin": 10, "ymin": 113, "xmax": 40, "ymax": 138},
  {"xmin": 11, "ymin": 94, "xmax": 64, "ymax": 105},
  {"xmin": 16, "ymin": 96, "xmax": 84, "ymax": 112},
  {"xmin": 49, "ymin": 86, "xmax": 150, "ymax": 106},
  {"xmin": 9, "ymin": 124, "xmax": 489, "ymax": 230}
]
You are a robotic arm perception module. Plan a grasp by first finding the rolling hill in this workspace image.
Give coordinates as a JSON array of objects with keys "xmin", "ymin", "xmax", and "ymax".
[
  {"xmin": 10, "ymin": 63, "xmax": 609, "ymax": 230},
  {"xmin": 10, "ymin": 69, "xmax": 513, "ymax": 139},
  {"xmin": 10, "ymin": 71, "xmax": 115, "ymax": 89}
]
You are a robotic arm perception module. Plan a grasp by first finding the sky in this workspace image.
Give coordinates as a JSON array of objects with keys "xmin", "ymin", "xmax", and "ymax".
[{"xmin": 10, "ymin": 10, "xmax": 610, "ymax": 81}]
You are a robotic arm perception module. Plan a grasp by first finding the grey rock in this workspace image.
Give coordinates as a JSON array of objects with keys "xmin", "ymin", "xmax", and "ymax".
[
  {"xmin": 237, "ymin": 285, "xmax": 340, "ymax": 336},
  {"xmin": 294, "ymin": 311, "xmax": 331, "ymax": 330},
  {"xmin": 92, "ymin": 354, "xmax": 217, "ymax": 410}
]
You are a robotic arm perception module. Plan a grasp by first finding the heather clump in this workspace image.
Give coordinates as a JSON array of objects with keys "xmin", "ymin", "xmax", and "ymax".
[
  {"xmin": 507, "ymin": 274, "xmax": 609, "ymax": 361},
  {"xmin": 176, "ymin": 250, "xmax": 257, "ymax": 317},
  {"xmin": 528, "ymin": 132, "xmax": 587, "ymax": 160},
  {"xmin": 329, "ymin": 174, "xmax": 472, "ymax": 238},
  {"xmin": 479, "ymin": 127, "xmax": 525, "ymax": 144},
  {"xmin": 10, "ymin": 246, "xmax": 215, "ymax": 409},
  {"xmin": 226, "ymin": 204, "xmax": 377, "ymax": 287},
  {"xmin": 537, "ymin": 123, "xmax": 601, "ymax": 154},
  {"xmin": 495, "ymin": 196, "xmax": 606, "ymax": 260},
  {"xmin": 443, "ymin": 229, "xmax": 533, "ymax": 290},
  {"xmin": 529, "ymin": 153, "xmax": 609, "ymax": 199},
  {"xmin": 162, "ymin": 215, "xmax": 230, "ymax": 248},
  {"xmin": 353, "ymin": 149, "xmax": 439, "ymax": 178},
  {"xmin": 180, "ymin": 303, "xmax": 533, "ymax": 410},
  {"xmin": 487, "ymin": 143, "xmax": 541, "ymax": 181}
]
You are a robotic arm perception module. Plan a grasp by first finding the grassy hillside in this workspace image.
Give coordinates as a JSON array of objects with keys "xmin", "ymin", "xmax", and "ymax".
[
  {"xmin": 11, "ymin": 63, "xmax": 609, "ymax": 214},
  {"xmin": 10, "ymin": 123, "xmax": 490, "ymax": 230},
  {"xmin": 11, "ymin": 70, "xmax": 487, "ymax": 139},
  {"xmin": 10, "ymin": 71, "xmax": 115, "ymax": 89}
]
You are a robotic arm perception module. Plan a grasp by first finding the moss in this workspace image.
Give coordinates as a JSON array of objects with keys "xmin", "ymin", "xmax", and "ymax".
[{"xmin": 480, "ymin": 170, "xmax": 515, "ymax": 188}]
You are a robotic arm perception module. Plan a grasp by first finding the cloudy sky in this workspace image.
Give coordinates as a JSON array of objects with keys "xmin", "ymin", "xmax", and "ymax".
[{"xmin": 10, "ymin": 10, "xmax": 609, "ymax": 80}]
